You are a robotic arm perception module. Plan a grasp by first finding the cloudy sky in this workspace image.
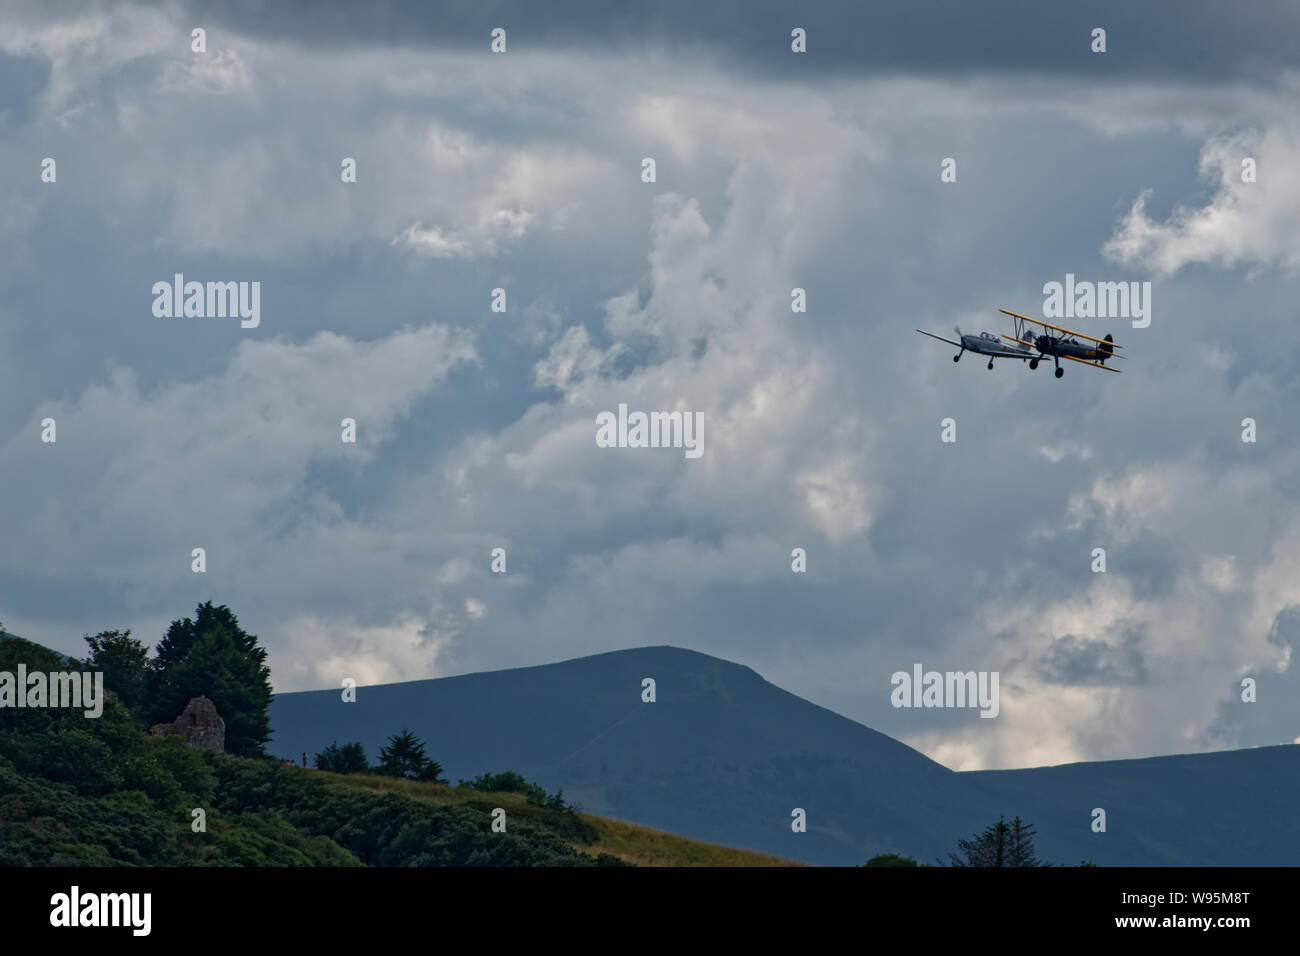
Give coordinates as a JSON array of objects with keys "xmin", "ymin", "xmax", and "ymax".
[{"xmin": 2, "ymin": 0, "xmax": 1299, "ymax": 771}]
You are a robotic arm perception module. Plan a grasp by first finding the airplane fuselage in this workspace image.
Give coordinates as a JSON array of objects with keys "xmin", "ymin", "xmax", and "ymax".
[
  {"xmin": 1033, "ymin": 334, "xmax": 1111, "ymax": 363},
  {"xmin": 962, "ymin": 331, "xmax": 1031, "ymax": 358}
]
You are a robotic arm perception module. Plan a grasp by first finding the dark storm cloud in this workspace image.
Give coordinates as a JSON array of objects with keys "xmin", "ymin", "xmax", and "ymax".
[
  {"xmin": 176, "ymin": 0, "xmax": 1300, "ymax": 82},
  {"xmin": 1037, "ymin": 628, "xmax": 1150, "ymax": 685}
]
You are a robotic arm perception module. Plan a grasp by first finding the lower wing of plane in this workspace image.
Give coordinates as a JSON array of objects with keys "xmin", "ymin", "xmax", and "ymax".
[
  {"xmin": 984, "ymin": 348, "xmax": 1035, "ymax": 359},
  {"xmin": 1061, "ymin": 354, "xmax": 1121, "ymax": 373}
]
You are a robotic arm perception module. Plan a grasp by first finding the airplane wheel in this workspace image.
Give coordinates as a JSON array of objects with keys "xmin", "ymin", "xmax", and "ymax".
[
  {"xmin": 1055, "ymin": 367, "xmax": 1064, "ymax": 378},
  {"xmin": 1029, "ymin": 359, "xmax": 1038, "ymax": 370},
  {"xmin": 987, "ymin": 361, "xmax": 994, "ymax": 370},
  {"xmin": 953, "ymin": 355, "xmax": 960, "ymax": 362}
]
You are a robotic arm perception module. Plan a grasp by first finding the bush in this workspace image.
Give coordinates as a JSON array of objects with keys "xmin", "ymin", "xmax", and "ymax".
[
  {"xmin": 863, "ymin": 853, "xmax": 919, "ymax": 867},
  {"xmin": 0, "ymin": 728, "xmax": 122, "ymax": 796},
  {"xmin": 209, "ymin": 754, "xmax": 603, "ymax": 866},
  {"xmin": 462, "ymin": 770, "xmax": 576, "ymax": 809},
  {"xmin": 315, "ymin": 741, "xmax": 370, "ymax": 775}
]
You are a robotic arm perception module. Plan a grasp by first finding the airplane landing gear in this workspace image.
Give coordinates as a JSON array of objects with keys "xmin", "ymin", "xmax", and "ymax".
[
  {"xmin": 987, "ymin": 360, "xmax": 994, "ymax": 370},
  {"xmin": 1029, "ymin": 359, "xmax": 1039, "ymax": 370},
  {"xmin": 1055, "ymin": 366, "xmax": 1064, "ymax": 378},
  {"xmin": 953, "ymin": 354, "xmax": 960, "ymax": 362}
]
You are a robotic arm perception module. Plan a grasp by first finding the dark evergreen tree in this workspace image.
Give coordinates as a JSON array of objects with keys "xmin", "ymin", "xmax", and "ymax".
[
  {"xmin": 949, "ymin": 814, "xmax": 1048, "ymax": 866},
  {"xmin": 376, "ymin": 728, "xmax": 443, "ymax": 782},
  {"xmin": 1006, "ymin": 816, "xmax": 1044, "ymax": 866},
  {"xmin": 949, "ymin": 815, "xmax": 1011, "ymax": 866},
  {"xmin": 147, "ymin": 602, "xmax": 272, "ymax": 757}
]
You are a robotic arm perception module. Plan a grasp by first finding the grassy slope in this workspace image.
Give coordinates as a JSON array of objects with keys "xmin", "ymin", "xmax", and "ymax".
[
  {"xmin": 318, "ymin": 771, "xmax": 803, "ymax": 867},
  {"xmin": 0, "ymin": 631, "xmax": 796, "ymax": 866}
]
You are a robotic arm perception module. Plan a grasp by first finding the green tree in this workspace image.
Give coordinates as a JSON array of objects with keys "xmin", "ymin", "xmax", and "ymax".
[
  {"xmin": 82, "ymin": 629, "xmax": 150, "ymax": 719},
  {"xmin": 376, "ymin": 728, "xmax": 443, "ymax": 782},
  {"xmin": 949, "ymin": 815, "xmax": 1048, "ymax": 867},
  {"xmin": 1006, "ymin": 816, "xmax": 1043, "ymax": 866},
  {"xmin": 148, "ymin": 602, "xmax": 272, "ymax": 757},
  {"xmin": 315, "ymin": 741, "xmax": 370, "ymax": 774}
]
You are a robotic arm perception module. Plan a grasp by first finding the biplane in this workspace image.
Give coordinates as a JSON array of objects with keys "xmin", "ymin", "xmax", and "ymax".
[
  {"xmin": 998, "ymin": 309, "xmax": 1124, "ymax": 379},
  {"xmin": 915, "ymin": 325, "xmax": 1038, "ymax": 370}
]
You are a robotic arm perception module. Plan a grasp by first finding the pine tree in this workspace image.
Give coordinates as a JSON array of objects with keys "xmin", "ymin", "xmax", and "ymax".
[
  {"xmin": 949, "ymin": 814, "xmax": 1048, "ymax": 866},
  {"xmin": 1006, "ymin": 816, "xmax": 1045, "ymax": 866},
  {"xmin": 376, "ymin": 728, "xmax": 444, "ymax": 782}
]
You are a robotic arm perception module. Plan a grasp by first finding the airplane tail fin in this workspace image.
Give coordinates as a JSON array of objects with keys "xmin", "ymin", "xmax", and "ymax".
[{"xmin": 1100, "ymin": 333, "xmax": 1114, "ymax": 362}]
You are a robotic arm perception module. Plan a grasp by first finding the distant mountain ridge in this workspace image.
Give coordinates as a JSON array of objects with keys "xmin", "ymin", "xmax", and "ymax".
[{"xmin": 268, "ymin": 645, "xmax": 1300, "ymax": 866}]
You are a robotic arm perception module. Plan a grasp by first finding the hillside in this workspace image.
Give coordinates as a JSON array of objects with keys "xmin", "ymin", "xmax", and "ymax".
[
  {"xmin": 269, "ymin": 645, "xmax": 1300, "ymax": 866},
  {"xmin": 0, "ymin": 632, "xmax": 796, "ymax": 867},
  {"xmin": 318, "ymin": 771, "xmax": 802, "ymax": 866},
  {"xmin": 0, "ymin": 634, "xmax": 592, "ymax": 865}
]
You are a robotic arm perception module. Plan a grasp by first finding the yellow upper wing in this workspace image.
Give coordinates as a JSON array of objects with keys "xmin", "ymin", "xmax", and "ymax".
[{"xmin": 999, "ymin": 309, "xmax": 1123, "ymax": 348}]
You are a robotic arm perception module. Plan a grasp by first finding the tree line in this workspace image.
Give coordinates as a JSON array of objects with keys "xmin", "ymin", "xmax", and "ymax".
[
  {"xmin": 864, "ymin": 815, "xmax": 1097, "ymax": 867},
  {"xmin": 314, "ymin": 735, "xmax": 577, "ymax": 811},
  {"xmin": 76, "ymin": 601, "xmax": 272, "ymax": 756}
]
